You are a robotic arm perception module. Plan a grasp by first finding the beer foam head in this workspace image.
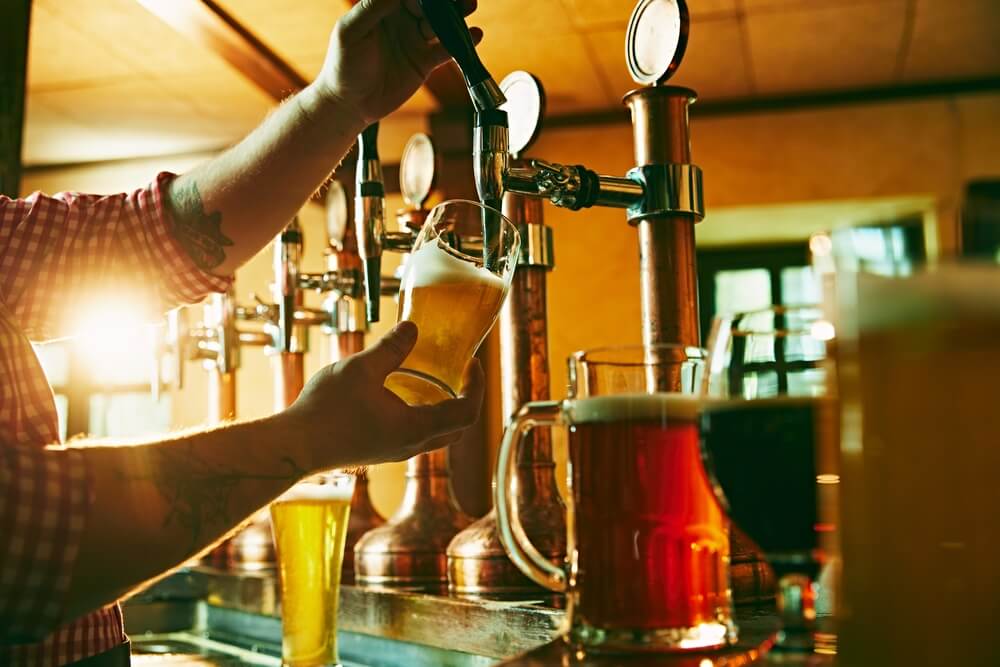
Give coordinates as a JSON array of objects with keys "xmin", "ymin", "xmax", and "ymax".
[
  {"xmin": 277, "ymin": 479, "xmax": 355, "ymax": 503},
  {"xmin": 404, "ymin": 238, "xmax": 505, "ymax": 290},
  {"xmin": 569, "ymin": 393, "xmax": 701, "ymax": 424}
]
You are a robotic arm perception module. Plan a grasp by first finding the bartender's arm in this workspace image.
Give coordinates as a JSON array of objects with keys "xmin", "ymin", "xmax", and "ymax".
[
  {"xmin": 58, "ymin": 322, "xmax": 482, "ymax": 624},
  {"xmin": 166, "ymin": 0, "xmax": 480, "ymax": 276}
]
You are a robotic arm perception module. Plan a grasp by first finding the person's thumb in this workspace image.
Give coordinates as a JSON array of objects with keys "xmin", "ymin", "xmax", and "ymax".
[{"xmin": 358, "ymin": 321, "xmax": 418, "ymax": 378}]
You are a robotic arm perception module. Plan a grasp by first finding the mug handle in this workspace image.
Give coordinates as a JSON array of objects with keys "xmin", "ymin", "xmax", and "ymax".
[{"xmin": 494, "ymin": 401, "xmax": 567, "ymax": 592}]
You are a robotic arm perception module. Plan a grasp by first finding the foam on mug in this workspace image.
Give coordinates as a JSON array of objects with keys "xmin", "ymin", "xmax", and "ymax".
[
  {"xmin": 403, "ymin": 237, "xmax": 505, "ymax": 290},
  {"xmin": 275, "ymin": 480, "xmax": 354, "ymax": 504},
  {"xmin": 568, "ymin": 393, "xmax": 702, "ymax": 424}
]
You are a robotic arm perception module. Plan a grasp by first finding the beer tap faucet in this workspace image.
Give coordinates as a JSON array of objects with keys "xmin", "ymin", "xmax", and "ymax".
[
  {"xmin": 418, "ymin": 0, "xmax": 508, "ymax": 267},
  {"xmin": 353, "ymin": 122, "xmax": 417, "ymax": 323},
  {"xmin": 419, "ymin": 0, "xmax": 704, "ymax": 356},
  {"xmin": 274, "ymin": 218, "xmax": 303, "ymax": 354},
  {"xmin": 355, "ymin": 122, "xmax": 387, "ymax": 323}
]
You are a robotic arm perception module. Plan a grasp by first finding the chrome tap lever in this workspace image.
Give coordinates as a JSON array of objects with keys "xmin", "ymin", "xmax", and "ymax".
[
  {"xmin": 418, "ymin": 0, "xmax": 505, "ymax": 111},
  {"xmin": 354, "ymin": 122, "xmax": 385, "ymax": 322},
  {"xmin": 274, "ymin": 218, "xmax": 303, "ymax": 352}
]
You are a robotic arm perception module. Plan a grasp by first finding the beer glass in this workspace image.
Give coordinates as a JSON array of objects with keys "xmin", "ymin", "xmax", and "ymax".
[
  {"xmin": 496, "ymin": 345, "xmax": 736, "ymax": 652},
  {"xmin": 271, "ymin": 473, "xmax": 356, "ymax": 667},
  {"xmin": 387, "ymin": 199, "xmax": 520, "ymax": 406},
  {"xmin": 836, "ymin": 267, "xmax": 1000, "ymax": 666},
  {"xmin": 701, "ymin": 305, "xmax": 838, "ymax": 652}
]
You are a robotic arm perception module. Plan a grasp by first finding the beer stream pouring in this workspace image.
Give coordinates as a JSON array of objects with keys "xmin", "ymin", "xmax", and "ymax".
[
  {"xmin": 418, "ymin": 0, "xmax": 507, "ymax": 271},
  {"xmin": 354, "ymin": 130, "xmax": 473, "ymax": 594},
  {"xmin": 418, "ymin": 0, "xmax": 703, "ymax": 353},
  {"xmin": 446, "ymin": 70, "xmax": 566, "ymax": 601}
]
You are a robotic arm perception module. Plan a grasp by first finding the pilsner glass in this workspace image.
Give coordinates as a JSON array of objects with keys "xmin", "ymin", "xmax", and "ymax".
[
  {"xmin": 271, "ymin": 473, "xmax": 356, "ymax": 667},
  {"xmin": 387, "ymin": 199, "xmax": 520, "ymax": 406},
  {"xmin": 701, "ymin": 305, "xmax": 839, "ymax": 653},
  {"xmin": 495, "ymin": 345, "xmax": 735, "ymax": 653}
]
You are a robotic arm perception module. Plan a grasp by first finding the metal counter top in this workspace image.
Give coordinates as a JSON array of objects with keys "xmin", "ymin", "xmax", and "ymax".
[{"xmin": 127, "ymin": 568, "xmax": 794, "ymax": 666}]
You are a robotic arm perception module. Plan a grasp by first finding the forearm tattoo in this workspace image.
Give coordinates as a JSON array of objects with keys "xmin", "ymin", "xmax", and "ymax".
[
  {"xmin": 122, "ymin": 441, "xmax": 307, "ymax": 552},
  {"xmin": 165, "ymin": 180, "xmax": 234, "ymax": 271}
]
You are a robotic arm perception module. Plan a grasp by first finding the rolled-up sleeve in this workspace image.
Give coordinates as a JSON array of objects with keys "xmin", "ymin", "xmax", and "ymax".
[
  {"xmin": 0, "ymin": 172, "xmax": 232, "ymax": 340},
  {"xmin": 0, "ymin": 444, "xmax": 90, "ymax": 643}
]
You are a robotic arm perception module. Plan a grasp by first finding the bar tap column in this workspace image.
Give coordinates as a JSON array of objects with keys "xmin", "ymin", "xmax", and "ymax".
[
  {"xmin": 323, "ymin": 178, "xmax": 386, "ymax": 583},
  {"xmin": 625, "ymin": 87, "xmax": 700, "ymax": 352},
  {"xmin": 271, "ymin": 218, "xmax": 307, "ymax": 411},
  {"xmin": 354, "ymin": 131, "xmax": 472, "ymax": 592},
  {"xmin": 448, "ymin": 71, "xmax": 565, "ymax": 601}
]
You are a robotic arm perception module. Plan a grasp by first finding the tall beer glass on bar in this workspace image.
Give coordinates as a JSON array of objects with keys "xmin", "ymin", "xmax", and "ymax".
[
  {"xmin": 495, "ymin": 345, "xmax": 735, "ymax": 652},
  {"xmin": 271, "ymin": 473, "xmax": 355, "ymax": 667},
  {"xmin": 386, "ymin": 200, "xmax": 520, "ymax": 405}
]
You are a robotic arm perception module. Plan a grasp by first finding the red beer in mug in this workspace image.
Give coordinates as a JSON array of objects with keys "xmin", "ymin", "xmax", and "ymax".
[{"xmin": 495, "ymin": 346, "xmax": 734, "ymax": 652}]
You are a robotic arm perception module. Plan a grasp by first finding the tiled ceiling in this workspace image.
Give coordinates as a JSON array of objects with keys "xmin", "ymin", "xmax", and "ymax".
[{"xmin": 23, "ymin": 0, "xmax": 1000, "ymax": 166}]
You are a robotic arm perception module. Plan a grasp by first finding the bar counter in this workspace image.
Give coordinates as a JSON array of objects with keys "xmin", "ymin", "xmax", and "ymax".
[{"xmin": 124, "ymin": 567, "xmax": 798, "ymax": 666}]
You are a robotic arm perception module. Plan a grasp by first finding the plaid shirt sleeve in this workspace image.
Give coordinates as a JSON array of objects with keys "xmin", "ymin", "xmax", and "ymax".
[
  {"xmin": 0, "ymin": 443, "xmax": 90, "ymax": 645},
  {"xmin": 0, "ymin": 172, "xmax": 232, "ymax": 340}
]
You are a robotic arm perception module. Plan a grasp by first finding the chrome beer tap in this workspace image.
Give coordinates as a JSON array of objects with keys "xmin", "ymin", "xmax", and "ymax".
[
  {"xmin": 421, "ymin": 0, "xmax": 770, "ymax": 608},
  {"xmin": 418, "ymin": 0, "xmax": 704, "ymax": 353},
  {"xmin": 353, "ymin": 121, "xmax": 416, "ymax": 323}
]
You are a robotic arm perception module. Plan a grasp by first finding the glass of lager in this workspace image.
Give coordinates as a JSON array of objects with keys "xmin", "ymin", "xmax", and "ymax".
[
  {"xmin": 386, "ymin": 199, "xmax": 520, "ymax": 406},
  {"xmin": 271, "ymin": 473, "xmax": 356, "ymax": 667},
  {"xmin": 495, "ymin": 345, "xmax": 736, "ymax": 653}
]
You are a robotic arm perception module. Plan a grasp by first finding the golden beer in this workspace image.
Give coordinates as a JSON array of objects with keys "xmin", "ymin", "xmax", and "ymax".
[
  {"xmin": 387, "ymin": 236, "xmax": 507, "ymax": 406},
  {"xmin": 271, "ymin": 476, "xmax": 355, "ymax": 667}
]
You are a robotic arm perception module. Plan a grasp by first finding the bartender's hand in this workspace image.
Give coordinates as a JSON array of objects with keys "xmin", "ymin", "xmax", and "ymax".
[
  {"xmin": 317, "ymin": 0, "xmax": 483, "ymax": 124},
  {"xmin": 283, "ymin": 321, "xmax": 485, "ymax": 469}
]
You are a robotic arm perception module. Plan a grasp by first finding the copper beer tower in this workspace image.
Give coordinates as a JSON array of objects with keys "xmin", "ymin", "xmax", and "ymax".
[
  {"xmin": 413, "ymin": 0, "xmax": 772, "ymax": 602},
  {"xmin": 352, "ymin": 128, "xmax": 473, "ymax": 592}
]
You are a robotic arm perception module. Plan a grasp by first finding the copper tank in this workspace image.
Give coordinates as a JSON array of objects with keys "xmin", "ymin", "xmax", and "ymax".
[
  {"xmin": 625, "ymin": 85, "xmax": 773, "ymax": 603},
  {"xmin": 447, "ymin": 191, "xmax": 565, "ymax": 602}
]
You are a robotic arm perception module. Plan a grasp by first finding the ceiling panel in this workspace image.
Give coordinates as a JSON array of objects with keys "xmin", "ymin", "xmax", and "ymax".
[
  {"xmin": 563, "ymin": 0, "xmax": 738, "ymax": 28},
  {"xmin": 747, "ymin": 1, "xmax": 907, "ymax": 94},
  {"xmin": 742, "ymin": 0, "xmax": 891, "ymax": 9},
  {"xmin": 217, "ymin": 0, "xmax": 345, "ymax": 68},
  {"xmin": 476, "ymin": 28, "xmax": 611, "ymax": 113},
  {"xmin": 26, "ymin": 2, "xmax": 134, "ymax": 89},
  {"xmin": 587, "ymin": 16, "xmax": 753, "ymax": 104},
  {"xmin": 901, "ymin": 0, "xmax": 1000, "ymax": 81}
]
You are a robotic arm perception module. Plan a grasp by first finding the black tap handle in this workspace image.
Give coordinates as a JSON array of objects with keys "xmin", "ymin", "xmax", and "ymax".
[
  {"xmin": 418, "ymin": 0, "xmax": 489, "ymax": 87},
  {"xmin": 359, "ymin": 122, "xmax": 379, "ymax": 161}
]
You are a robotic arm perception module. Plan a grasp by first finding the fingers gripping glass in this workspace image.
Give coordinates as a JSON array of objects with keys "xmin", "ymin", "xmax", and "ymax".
[{"xmin": 386, "ymin": 199, "xmax": 519, "ymax": 406}]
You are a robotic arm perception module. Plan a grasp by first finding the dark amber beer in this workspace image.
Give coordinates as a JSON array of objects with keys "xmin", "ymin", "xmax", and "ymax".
[
  {"xmin": 495, "ymin": 346, "xmax": 733, "ymax": 652},
  {"xmin": 569, "ymin": 395, "xmax": 729, "ymax": 634}
]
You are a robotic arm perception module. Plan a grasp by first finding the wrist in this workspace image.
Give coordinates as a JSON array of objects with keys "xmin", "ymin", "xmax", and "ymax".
[
  {"xmin": 299, "ymin": 82, "xmax": 367, "ymax": 136},
  {"xmin": 263, "ymin": 409, "xmax": 319, "ymax": 478}
]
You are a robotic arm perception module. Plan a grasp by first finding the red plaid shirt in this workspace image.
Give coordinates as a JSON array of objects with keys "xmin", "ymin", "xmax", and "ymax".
[{"xmin": 0, "ymin": 173, "xmax": 230, "ymax": 665}]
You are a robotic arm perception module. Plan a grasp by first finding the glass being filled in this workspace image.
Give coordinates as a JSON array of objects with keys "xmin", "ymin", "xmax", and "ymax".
[{"xmin": 385, "ymin": 200, "xmax": 519, "ymax": 406}]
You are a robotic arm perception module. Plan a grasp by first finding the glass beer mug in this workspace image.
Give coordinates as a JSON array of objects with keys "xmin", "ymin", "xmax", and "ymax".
[
  {"xmin": 495, "ymin": 345, "xmax": 735, "ymax": 652},
  {"xmin": 386, "ymin": 199, "xmax": 520, "ymax": 406}
]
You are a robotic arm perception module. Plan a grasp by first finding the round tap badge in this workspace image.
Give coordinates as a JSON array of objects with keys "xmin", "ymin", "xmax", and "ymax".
[
  {"xmin": 325, "ymin": 179, "xmax": 348, "ymax": 250},
  {"xmin": 626, "ymin": 0, "xmax": 690, "ymax": 86},
  {"xmin": 400, "ymin": 133, "xmax": 436, "ymax": 209},
  {"xmin": 499, "ymin": 71, "xmax": 546, "ymax": 158}
]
